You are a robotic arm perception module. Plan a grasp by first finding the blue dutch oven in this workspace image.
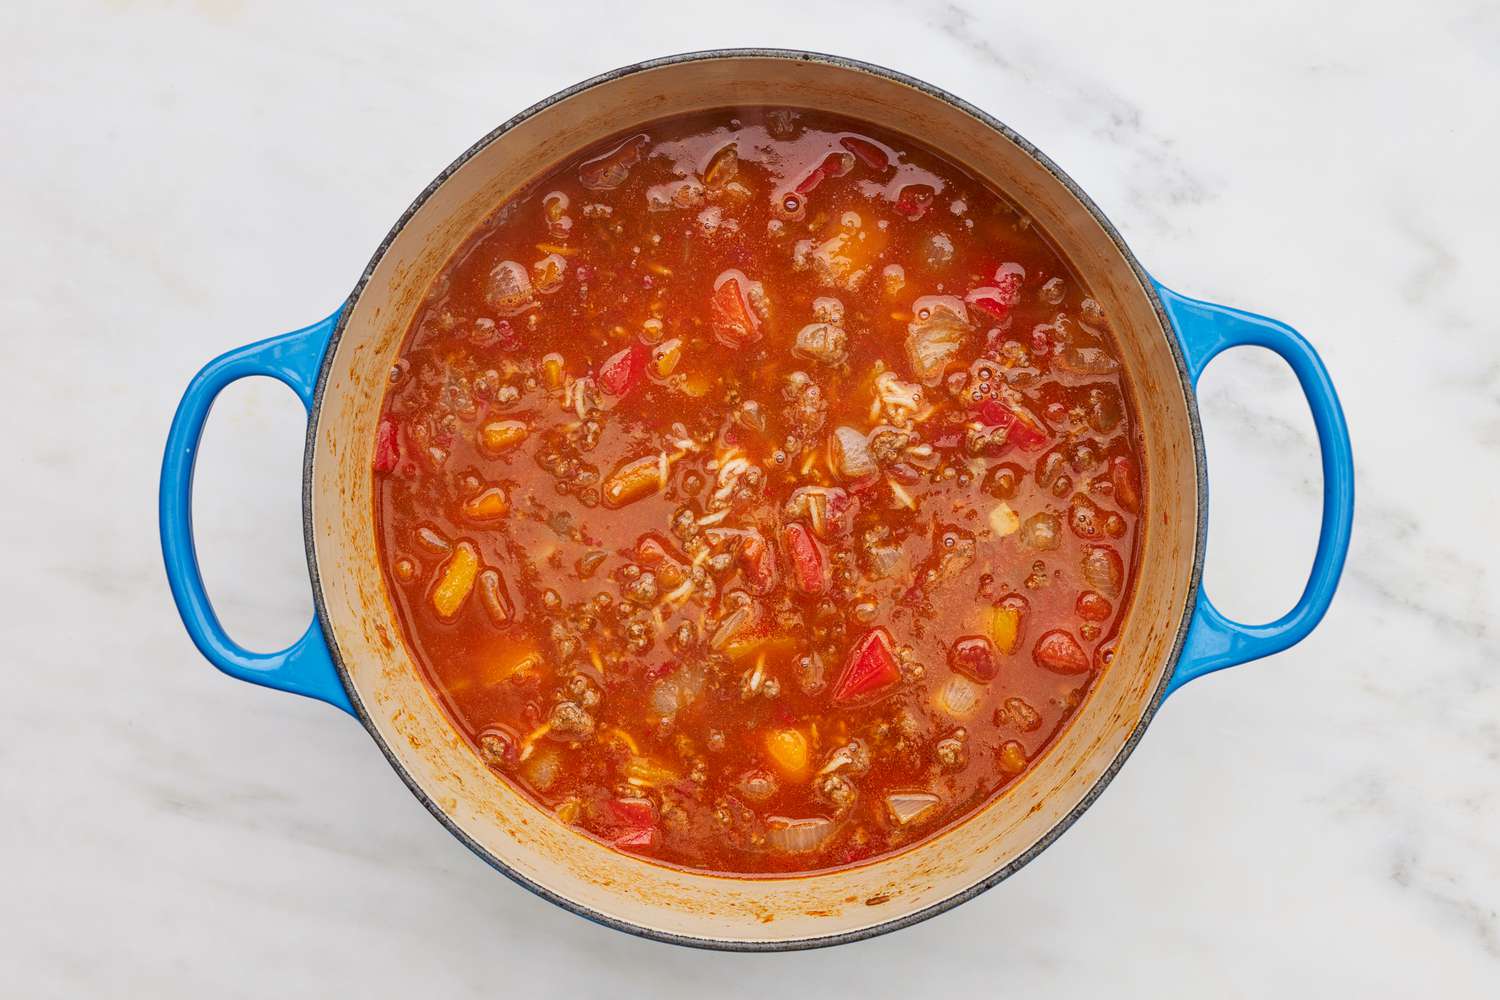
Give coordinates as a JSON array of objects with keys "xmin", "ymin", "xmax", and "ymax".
[{"xmin": 161, "ymin": 50, "xmax": 1353, "ymax": 949}]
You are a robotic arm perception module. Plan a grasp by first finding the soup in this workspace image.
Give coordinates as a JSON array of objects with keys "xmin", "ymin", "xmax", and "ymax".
[{"xmin": 372, "ymin": 107, "xmax": 1143, "ymax": 875}]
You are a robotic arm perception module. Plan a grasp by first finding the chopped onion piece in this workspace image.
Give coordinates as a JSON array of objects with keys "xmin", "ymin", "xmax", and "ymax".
[
  {"xmin": 648, "ymin": 663, "xmax": 707, "ymax": 717},
  {"xmin": 623, "ymin": 755, "xmax": 678, "ymax": 787},
  {"xmin": 935, "ymin": 674, "xmax": 983, "ymax": 718},
  {"xmin": 885, "ymin": 791, "xmax": 941, "ymax": 827},
  {"xmin": 989, "ymin": 501, "xmax": 1020, "ymax": 537},
  {"xmin": 764, "ymin": 815, "xmax": 834, "ymax": 853},
  {"xmin": 829, "ymin": 425, "xmax": 877, "ymax": 482},
  {"xmin": 904, "ymin": 295, "xmax": 971, "ymax": 386},
  {"xmin": 888, "ymin": 478, "xmax": 917, "ymax": 510},
  {"xmin": 873, "ymin": 371, "xmax": 923, "ymax": 424},
  {"xmin": 522, "ymin": 748, "xmax": 561, "ymax": 791},
  {"xmin": 818, "ymin": 738, "xmax": 871, "ymax": 776},
  {"xmin": 793, "ymin": 322, "xmax": 849, "ymax": 366},
  {"xmin": 710, "ymin": 605, "xmax": 756, "ymax": 650}
]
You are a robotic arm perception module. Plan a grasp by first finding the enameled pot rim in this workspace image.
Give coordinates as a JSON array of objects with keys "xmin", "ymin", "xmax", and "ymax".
[{"xmin": 301, "ymin": 47, "xmax": 1208, "ymax": 951}]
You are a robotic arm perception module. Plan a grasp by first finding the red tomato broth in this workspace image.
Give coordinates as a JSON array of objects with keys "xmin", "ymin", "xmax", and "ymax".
[{"xmin": 373, "ymin": 107, "xmax": 1144, "ymax": 875}]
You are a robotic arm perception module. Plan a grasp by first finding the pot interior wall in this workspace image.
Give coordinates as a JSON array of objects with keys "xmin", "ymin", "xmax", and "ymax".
[{"xmin": 308, "ymin": 54, "xmax": 1199, "ymax": 945}]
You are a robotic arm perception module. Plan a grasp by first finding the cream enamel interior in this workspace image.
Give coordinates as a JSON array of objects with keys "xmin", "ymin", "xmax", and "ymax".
[{"xmin": 308, "ymin": 54, "xmax": 1200, "ymax": 945}]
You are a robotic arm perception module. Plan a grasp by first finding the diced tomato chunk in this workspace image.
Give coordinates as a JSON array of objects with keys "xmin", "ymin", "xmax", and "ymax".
[
  {"xmin": 598, "ymin": 343, "xmax": 647, "ymax": 396},
  {"xmin": 374, "ymin": 417, "xmax": 400, "ymax": 473},
  {"xmin": 1111, "ymin": 455, "xmax": 1141, "ymax": 513},
  {"xmin": 782, "ymin": 522, "xmax": 826, "ymax": 595},
  {"xmin": 839, "ymin": 135, "xmax": 889, "ymax": 172},
  {"xmin": 966, "ymin": 290, "xmax": 1013, "ymax": 324},
  {"xmin": 948, "ymin": 635, "xmax": 998, "ymax": 682},
  {"xmin": 1010, "ymin": 413, "xmax": 1049, "ymax": 449},
  {"xmin": 966, "ymin": 266, "xmax": 1024, "ymax": 325},
  {"xmin": 975, "ymin": 399, "xmax": 1008, "ymax": 427},
  {"xmin": 832, "ymin": 627, "xmax": 902, "ymax": 703},
  {"xmin": 710, "ymin": 273, "xmax": 761, "ymax": 349},
  {"xmin": 605, "ymin": 797, "xmax": 658, "ymax": 848},
  {"xmin": 893, "ymin": 183, "xmax": 935, "ymax": 220},
  {"xmin": 1033, "ymin": 629, "xmax": 1090, "ymax": 674},
  {"xmin": 993, "ymin": 263, "xmax": 1025, "ymax": 301}
]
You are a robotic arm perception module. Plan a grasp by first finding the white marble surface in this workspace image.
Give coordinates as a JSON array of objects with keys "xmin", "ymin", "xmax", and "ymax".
[{"xmin": 4, "ymin": 0, "xmax": 1497, "ymax": 995}]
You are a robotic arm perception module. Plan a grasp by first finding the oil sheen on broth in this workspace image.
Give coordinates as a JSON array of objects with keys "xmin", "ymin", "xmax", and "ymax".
[{"xmin": 373, "ymin": 107, "xmax": 1144, "ymax": 875}]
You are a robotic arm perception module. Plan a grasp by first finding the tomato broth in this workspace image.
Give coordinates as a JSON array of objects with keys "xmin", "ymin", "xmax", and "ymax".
[{"xmin": 374, "ymin": 107, "xmax": 1144, "ymax": 874}]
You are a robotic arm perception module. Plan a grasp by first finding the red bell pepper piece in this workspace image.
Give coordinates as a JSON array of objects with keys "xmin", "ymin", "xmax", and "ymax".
[
  {"xmin": 598, "ymin": 343, "xmax": 647, "ymax": 396},
  {"xmin": 710, "ymin": 274, "xmax": 762, "ymax": 349},
  {"xmin": 832, "ymin": 627, "xmax": 902, "ymax": 703},
  {"xmin": 966, "ymin": 289, "xmax": 1012, "ymax": 324},
  {"xmin": 373, "ymin": 417, "xmax": 400, "ymax": 473},
  {"xmin": 975, "ymin": 399, "xmax": 1008, "ymax": 427},
  {"xmin": 965, "ymin": 265, "xmax": 1025, "ymax": 325},
  {"xmin": 794, "ymin": 151, "xmax": 854, "ymax": 196},
  {"xmin": 976, "ymin": 399, "xmax": 1049, "ymax": 450},
  {"xmin": 605, "ymin": 798, "xmax": 658, "ymax": 848},
  {"xmin": 839, "ymin": 136, "xmax": 889, "ymax": 172},
  {"xmin": 794, "ymin": 165, "xmax": 826, "ymax": 197},
  {"xmin": 782, "ymin": 522, "xmax": 826, "ymax": 595}
]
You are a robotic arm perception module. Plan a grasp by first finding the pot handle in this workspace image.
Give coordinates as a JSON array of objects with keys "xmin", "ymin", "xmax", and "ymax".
[
  {"xmin": 1154, "ymin": 283, "xmax": 1354, "ymax": 694},
  {"xmin": 159, "ymin": 309, "xmax": 354, "ymax": 715}
]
